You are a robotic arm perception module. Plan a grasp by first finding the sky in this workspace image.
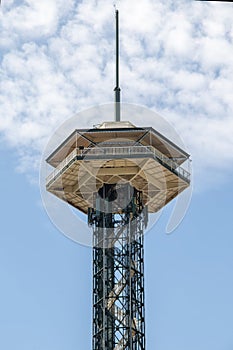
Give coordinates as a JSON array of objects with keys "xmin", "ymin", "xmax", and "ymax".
[{"xmin": 0, "ymin": 0, "xmax": 233, "ymax": 349}]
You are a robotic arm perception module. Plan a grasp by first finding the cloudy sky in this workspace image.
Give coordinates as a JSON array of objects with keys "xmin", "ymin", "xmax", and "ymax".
[
  {"xmin": 1, "ymin": 0, "xmax": 233, "ymax": 349},
  {"xmin": 1, "ymin": 0, "xmax": 233, "ymax": 185}
]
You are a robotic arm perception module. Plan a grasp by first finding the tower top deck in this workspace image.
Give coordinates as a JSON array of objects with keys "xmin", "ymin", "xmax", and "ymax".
[
  {"xmin": 46, "ymin": 121, "xmax": 189, "ymax": 167},
  {"xmin": 46, "ymin": 121, "xmax": 190, "ymax": 214}
]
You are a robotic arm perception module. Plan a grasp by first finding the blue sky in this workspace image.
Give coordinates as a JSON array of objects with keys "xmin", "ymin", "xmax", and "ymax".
[
  {"xmin": 1, "ymin": 144, "xmax": 233, "ymax": 350},
  {"xmin": 1, "ymin": 0, "xmax": 233, "ymax": 349}
]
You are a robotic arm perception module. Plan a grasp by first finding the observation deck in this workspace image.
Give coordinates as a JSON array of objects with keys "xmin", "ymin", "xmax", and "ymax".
[{"xmin": 46, "ymin": 121, "xmax": 191, "ymax": 214}]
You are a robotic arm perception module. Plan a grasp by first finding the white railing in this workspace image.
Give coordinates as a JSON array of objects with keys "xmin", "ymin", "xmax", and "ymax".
[
  {"xmin": 46, "ymin": 146, "xmax": 191, "ymax": 185},
  {"xmin": 46, "ymin": 148, "xmax": 77, "ymax": 184}
]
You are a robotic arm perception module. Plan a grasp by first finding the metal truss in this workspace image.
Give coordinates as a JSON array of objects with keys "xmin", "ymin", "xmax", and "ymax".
[{"xmin": 88, "ymin": 184, "xmax": 148, "ymax": 350}]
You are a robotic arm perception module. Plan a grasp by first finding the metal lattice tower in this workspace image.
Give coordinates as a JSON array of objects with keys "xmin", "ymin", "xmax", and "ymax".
[
  {"xmin": 45, "ymin": 8, "xmax": 191, "ymax": 350},
  {"xmin": 46, "ymin": 122, "xmax": 190, "ymax": 349},
  {"xmin": 89, "ymin": 184, "xmax": 147, "ymax": 349}
]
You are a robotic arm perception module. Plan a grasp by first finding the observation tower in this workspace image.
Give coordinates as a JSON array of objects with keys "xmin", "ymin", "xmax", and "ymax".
[{"xmin": 46, "ymin": 10, "xmax": 191, "ymax": 350}]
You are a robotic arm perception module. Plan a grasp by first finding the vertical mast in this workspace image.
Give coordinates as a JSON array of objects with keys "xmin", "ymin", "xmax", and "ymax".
[{"xmin": 114, "ymin": 9, "xmax": 121, "ymax": 122}]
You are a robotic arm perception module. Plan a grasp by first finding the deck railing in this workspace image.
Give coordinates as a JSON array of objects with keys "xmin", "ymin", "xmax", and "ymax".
[{"xmin": 46, "ymin": 146, "xmax": 191, "ymax": 185}]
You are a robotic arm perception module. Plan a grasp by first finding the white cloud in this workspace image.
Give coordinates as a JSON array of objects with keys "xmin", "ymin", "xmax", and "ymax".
[
  {"xmin": 0, "ymin": 0, "xmax": 233, "ymax": 190},
  {"xmin": 0, "ymin": 0, "xmax": 75, "ymax": 46}
]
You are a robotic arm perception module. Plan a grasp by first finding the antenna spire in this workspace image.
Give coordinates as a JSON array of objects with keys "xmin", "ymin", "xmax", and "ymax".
[{"xmin": 114, "ymin": 8, "xmax": 121, "ymax": 122}]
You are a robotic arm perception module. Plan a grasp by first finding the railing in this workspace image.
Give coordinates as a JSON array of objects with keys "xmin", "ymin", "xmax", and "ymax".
[
  {"xmin": 46, "ymin": 148, "xmax": 77, "ymax": 184},
  {"xmin": 46, "ymin": 146, "xmax": 191, "ymax": 185}
]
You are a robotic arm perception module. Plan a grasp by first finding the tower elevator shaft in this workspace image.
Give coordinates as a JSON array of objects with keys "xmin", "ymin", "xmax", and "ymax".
[{"xmin": 88, "ymin": 184, "xmax": 148, "ymax": 350}]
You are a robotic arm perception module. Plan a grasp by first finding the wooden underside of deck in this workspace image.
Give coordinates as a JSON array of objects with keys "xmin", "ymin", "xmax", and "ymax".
[{"xmin": 46, "ymin": 156, "xmax": 189, "ymax": 214}]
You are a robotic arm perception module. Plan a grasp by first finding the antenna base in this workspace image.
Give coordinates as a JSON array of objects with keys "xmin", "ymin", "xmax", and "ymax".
[{"xmin": 114, "ymin": 87, "xmax": 121, "ymax": 122}]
